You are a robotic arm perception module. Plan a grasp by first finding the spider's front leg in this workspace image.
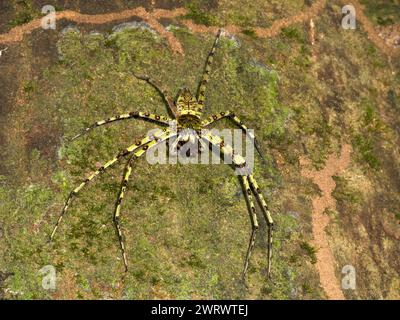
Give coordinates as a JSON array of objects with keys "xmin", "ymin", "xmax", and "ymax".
[
  {"xmin": 69, "ymin": 111, "xmax": 172, "ymax": 141},
  {"xmin": 201, "ymin": 111, "xmax": 265, "ymax": 161},
  {"xmin": 201, "ymin": 132, "xmax": 274, "ymax": 278},
  {"xmin": 197, "ymin": 29, "xmax": 223, "ymax": 109},
  {"xmin": 132, "ymin": 73, "xmax": 177, "ymax": 117},
  {"xmin": 49, "ymin": 129, "xmax": 173, "ymax": 242}
]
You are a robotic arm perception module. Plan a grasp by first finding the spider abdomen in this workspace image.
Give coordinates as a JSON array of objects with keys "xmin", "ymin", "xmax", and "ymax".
[{"xmin": 177, "ymin": 114, "xmax": 202, "ymax": 129}]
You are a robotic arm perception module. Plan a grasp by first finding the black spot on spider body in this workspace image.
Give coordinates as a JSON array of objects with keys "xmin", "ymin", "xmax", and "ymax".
[
  {"xmin": 98, "ymin": 167, "xmax": 105, "ymax": 173},
  {"xmin": 247, "ymin": 189, "xmax": 251, "ymax": 195},
  {"xmin": 130, "ymin": 111, "xmax": 139, "ymax": 117},
  {"xmin": 115, "ymin": 115, "xmax": 120, "ymax": 119},
  {"xmin": 155, "ymin": 115, "xmax": 160, "ymax": 120},
  {"xmin": 220, "ymin": 112, "xmax": 225, "ymax": 116},
  {"xmin": 212, "ymin": 115, "xmax": 218, "ymax": 120},
  {"xmin": 143, "ymin": 146, "xmax": 149, "ymax": 151},
  {"xmin": 144, "ymin": 113, "xmax": 150, "ymax": 117}
]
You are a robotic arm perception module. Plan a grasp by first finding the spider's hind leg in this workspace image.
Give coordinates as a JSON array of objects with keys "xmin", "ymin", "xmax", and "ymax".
[
  {"xmin": 240, "ymin": 175, "xmax": 259, "ymax": 279},
  {"xmin": 248, "ymin": 175, "xmax": 274, "ymax": 278},
  {"xmin": 113, "ymin": 154, "xmax": 135, "ymax": 272},
  {"xmin": 201, "ymin": 132, "xmax": 274, "ymax": 278},
  {"xmin": 201, "ymin": 111, "xmax": 265, "ymax": 161},
  {"xmin": 111, "ymin": 131, "xmax": 178, "ymax": 271},
  {"xmin": 49, "ymin": 130, "xmax": 170, "ymax": 242}
]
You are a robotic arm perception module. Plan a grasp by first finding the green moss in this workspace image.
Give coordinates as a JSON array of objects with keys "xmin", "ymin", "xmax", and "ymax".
[
  {"xmin": 352, "ymin": 99, "xmax": 384, "ymax": 170},
  {"xmin": 241, "ymin": 28, "xmax": 257, "ymax": 38},
  {"xmin": 23, "ymin": 80, "xmax": 37, "ymax": 93},
  {"xmin": 360, "ymin": 0, "xmax": 400, "ymax": 26},
  {"xmin": 281, "ymin": 26, "xmax": 306, "ymax": 43},
  {"xmin": 184, "ymin": 3, "xmax": 218, "ymax": 26},
  {"xmin": 302, "ymin": 283, "xmax": 313, "ymax": 294},
  {"xmin": 300, "ymin": 241, "xmax": 317, "ymax": 264},
  {"xmin": 8, "ymin": 11, "xmax": 33, "ymax": 27},
  {"xmin": 8, "ymin": 0, "xmax": 39, "ymax": 28},
  {"xmin": 353, "ymin": 135, "xmax": 380, "ymax": 170},
  {"xmin": 332, "ymin": 176, "xmax": 364, "ymax": 206}
]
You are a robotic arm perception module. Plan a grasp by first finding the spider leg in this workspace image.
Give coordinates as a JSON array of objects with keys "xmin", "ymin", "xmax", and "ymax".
[
  {"xmin": 240, "ymin": 175, "xmax": 259, "ymax": 278},
  {"xmin": 70, "ymin": 112, "xmax": 172, "ymax": 142},
  {"xmin": 49, "ymin": 129, "xmax": 173, "ymax": 241},
  {"xmin": 201, "ymin": 132, "xmax": 274, "ymax": 278},
  {"xmin": 113, "ymin": 133, "xmax": 178, "ymax": 271},
  {"xmin": 113, "ymin": 154, "xmax": 135, "ymax": 272},
  {"xmin": 201, "ymin": 111, "xmax": 265, "ymax": 160},
  {"xmin": 247, "ymin": 175, "xmax": 274, "ymax": 278},
  {"xmin": 132, "ymin": 73, "xmax": 177, "ymax": 117},
  {"xmin": 197, "ymin": 29, "xmax": 222, "ymax": 110}
]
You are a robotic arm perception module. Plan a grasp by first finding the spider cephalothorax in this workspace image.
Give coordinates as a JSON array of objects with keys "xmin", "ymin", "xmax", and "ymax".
[
  {"xmin": 50, "ymin": 29, "xmax": 274, "ymax": 279},
  {"xmin": 176, "ymin": 88, "xmax": 203, "ymax": 129}
]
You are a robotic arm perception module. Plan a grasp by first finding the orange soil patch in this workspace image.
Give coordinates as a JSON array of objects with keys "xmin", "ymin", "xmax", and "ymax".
[
  {"xmin": 0, "ymin": 1, "xmax": 398, "ymax": 57},
  {"xmin": 0, "ymin": 7, "xmax": 186, "ymax": 54},
  {"xmin": 182, "ymin": 0, "xmax": 327, "ymax": 39},
  {"xmin": 300, "ymin": 144, "xmax": 352, "ymax": 300}
]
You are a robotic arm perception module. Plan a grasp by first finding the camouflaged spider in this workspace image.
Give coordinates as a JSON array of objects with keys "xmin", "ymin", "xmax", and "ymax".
[{"xmin": 50, "ymin": 29, "xmax": 274, "ymax": 278}]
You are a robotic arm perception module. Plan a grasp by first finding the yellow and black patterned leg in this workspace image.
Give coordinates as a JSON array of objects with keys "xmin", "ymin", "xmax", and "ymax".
[
  {"xmin": 132, "ymin": 73, "xmax": 177, "ymax": 117},
  {"xmin": 50, "ymin": 129, "xmax": 174, "ymax": 242},
  {"xmin": 248, "ymin": 174, "xmax": 274, "ymax": 278},
  {"xmin": 201, "ymin": 110, "xmax": 265, "ymax": 160},
  {"xmin": 240, "ymin": 175, "xmax": 259, "ymax": 279},
  {"xmin": 70, "ymin": 112, "xmax": 172, "ymax": 142},
  {"xmin": 113, "ymin": 154, "xmax": 135, "ymax": 272},
  {"xmin": 201, "ymin": 132, "xmax": 273, "ymax": 278},
  {"xmin": 113, "ymin": 132, "xmax": 178, "ymax": 271},
  {"xmin": 197, "ymin": 29, "xmax": 222, "ymax": 110}
]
